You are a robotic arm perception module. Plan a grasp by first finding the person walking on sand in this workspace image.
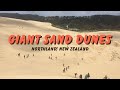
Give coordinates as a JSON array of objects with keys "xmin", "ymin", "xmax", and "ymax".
[
  {"xmin": 51, "ymin": 57, "xmax": 53, "ymax": 60},
  {"xmin": 33, "ymin": 54, "xmax": 34, "ymax": 56},
  {"xmin": 103, "ymin": 75, "xmax": 108, "ymax": 79},
  {"xmin": 79, "ymin": 74, "xmax": 82, "ymax": 79},
  {"xmin": 87, "ymin": 73, "xmax": 90, "ymax": 79},
  {"xmin": 66, "ymin": 67, "xmax": 68, "ymax": 71},
  {"xmin": 63, "ymin": 64, "xmax": 65, "ymax": 67},
  {"xmin": 82, "ymin": 58, "xmax": 83, "ymax": 60},
  {"xmin": 27, "ymin": 54, "xmax": 29, "ymax": 58},
  {"xmin": 63, "ymin": 68, "xmax": 65, "ymax": 73},
  {"xmin": 74, "ymin": 73, "xmax": 77, "ymax": 78},
  {"xmin": 18, "ymin": 53, "xmax": 20, "ymax": 57},
  {"xmin": 49, "ymin": 56, "xmax": 50, "ymax": 59},
  {"xmin": 24, "ymin": 55, "xmax": 25, "ymax": 59},
  {"xmin": 68, "ymin": 66, "xmax": 70, "ymax": 69}
]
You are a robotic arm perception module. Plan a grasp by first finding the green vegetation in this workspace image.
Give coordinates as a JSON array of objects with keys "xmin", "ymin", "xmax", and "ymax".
[{"xmin": 0, "ymin": 13, "xmax": 120, "ymax": 32}]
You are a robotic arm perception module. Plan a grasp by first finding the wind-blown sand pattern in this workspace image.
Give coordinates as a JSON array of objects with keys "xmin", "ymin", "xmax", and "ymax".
[{"xmin": 0, "ymin": 17, "xmax": 120, "ymax": 79}]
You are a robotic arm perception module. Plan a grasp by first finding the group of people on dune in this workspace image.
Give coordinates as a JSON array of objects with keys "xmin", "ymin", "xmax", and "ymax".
[
  {"xmin": 48, "ymin": 54, "xmax": 57, "ymax": 60},
  {"xmin": 18, "ymin": 52, "xmax": 110, "ymax": 79},
  {"xmin": 18, "ymin": 53, "xmax": 34, "ymax": 59}
]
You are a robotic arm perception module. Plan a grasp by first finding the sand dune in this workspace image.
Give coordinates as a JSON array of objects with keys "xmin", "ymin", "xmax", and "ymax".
[{"xmin": 0, "ymin": 17, "xmax": 120, "ymax": 79}]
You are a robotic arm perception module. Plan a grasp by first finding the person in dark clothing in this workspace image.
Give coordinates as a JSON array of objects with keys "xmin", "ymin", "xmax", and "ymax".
[
  {"xmin": 68, "ymin": 66, "xmax": 70, "ymax": 69},
  {"xmin": 18, "ymin": 53, "xmax": 20, "ymax": 56},
  {"xmin": 79, "ymin": 74, "xmax": 82, "ymax": 79},
  {"xmin": 24, "ymin": 55, "xmax": 25, "ymax": 59},
  {"xmin": 66, "ymin": 67, "xmax": 67, "ymax": 71},
  {"xmin": 63, "ymin": 64, "xmax": 65, "ymax": 67},
  {"xmin": 87, "ymin": 73, "xmax": 90, "ymax": 79},
  {"xmin": 63, "ymin": 68, "xmax": 65, "ymax": 73},
  {"xmin": 75, "ymin": 73, "xmax": 77, "ymax": 78}
]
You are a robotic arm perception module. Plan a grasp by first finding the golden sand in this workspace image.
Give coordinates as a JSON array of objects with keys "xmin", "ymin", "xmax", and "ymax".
[{"xmin": 0, "ymin": 17, "xmax": 120, "ymax": 79}]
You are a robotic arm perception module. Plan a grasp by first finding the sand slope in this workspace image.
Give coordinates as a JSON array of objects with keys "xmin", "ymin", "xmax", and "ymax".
[{"xmin": 0, "ymin": 17, "xmax": 120, "ymax": 79}]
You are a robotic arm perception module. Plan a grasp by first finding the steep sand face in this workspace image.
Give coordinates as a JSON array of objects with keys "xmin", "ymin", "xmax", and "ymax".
[{"xmin": 0, "ymin": 17, "xmax": 120, "ymax": 79}]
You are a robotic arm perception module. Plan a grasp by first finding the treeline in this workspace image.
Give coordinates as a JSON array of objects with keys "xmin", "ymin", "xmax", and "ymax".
[{"xmin": 0, "ymin": 13, "xmax": 120, "ymax": 31}]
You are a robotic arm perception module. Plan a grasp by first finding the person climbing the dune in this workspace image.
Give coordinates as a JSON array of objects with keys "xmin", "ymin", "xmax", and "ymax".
[
  {"xmin": 18, "ymin": 53, "xmax": 20, "ymax": 57},
  {"xmin": 68, "ymin": 66, "xmax": 70, "ymax": 69},
  {"xmin": 87, "ymin": 73, "xmax": 90, "ymax": 79},
  {"xmin": 27, "ymin": 54, "xmax": 29, "ymax": 58},
  {"xmin": 75, "ymin": 73, "xmax": 77, "ymax": 78},
  {"xmin": 79, "ymin": 74, "xmax": 82, "ymax": 79},
  {"xmin": 82, "ymin": 58, "xmax": 83, "ymax": 60},
  {"xmin": 49, "ymin": 56, "xmax": 50, "ymax": 59},
  {"xmin": 66, "ymin": 67, "xmax": 68, "ymax": 71},
  {"xmin": 63, "ymin": 68, "xmax": 65, "ymax": 73},
  {"xmin": 103, "ymin": 75, "xmax": 108, "ymax": 79},
  {"xmin": 24, "ymin": 55, "xmax": 25, "ymax": 58}
]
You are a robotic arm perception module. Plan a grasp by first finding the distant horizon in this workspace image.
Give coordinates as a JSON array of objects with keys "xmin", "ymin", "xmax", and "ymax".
[
  {"xmin": 0, "ymin": 11, "xmax": 120, "ymax": 16},
  {"xmin": 1, "ymin": 13, "xmax": 120, "ymax": 17}
]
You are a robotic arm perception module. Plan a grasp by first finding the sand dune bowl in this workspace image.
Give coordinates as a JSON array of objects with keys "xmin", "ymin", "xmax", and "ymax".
[{"xmin": 0, "ymin": 17, "xmax": 120, "ymax": 79}]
